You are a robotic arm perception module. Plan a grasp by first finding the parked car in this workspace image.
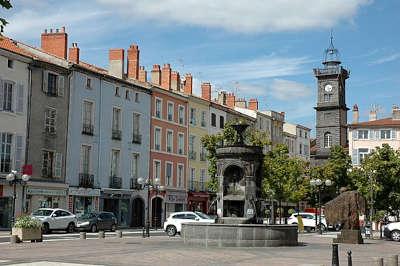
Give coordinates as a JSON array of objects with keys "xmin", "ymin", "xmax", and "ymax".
[
  {"xmin": 31, "ymin": 208, "xmax": 77, "ymax": 234},
  {"xmin": 163, "ymin": 211, "xmax": 215, "ymax": 236},
  {"xmin": 383, "ymin": 222, "xmax": 400, "ymax": 241},
  {"xmin": 287, "ymin": 212, "xmax": 328, "ymax": 232},
  {"xmin": 76, "ymin": 212, "xmax": 118, "ymax": 232}
]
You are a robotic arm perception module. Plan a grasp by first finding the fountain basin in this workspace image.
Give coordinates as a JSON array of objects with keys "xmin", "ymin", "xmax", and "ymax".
[{"xmin": 181, "ymin": 223, "xmax": 298, "ymax": 247}]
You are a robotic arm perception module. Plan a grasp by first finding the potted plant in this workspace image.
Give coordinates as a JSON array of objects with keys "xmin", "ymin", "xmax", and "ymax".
[{"xmin": 12, "ymin": 216, "xmax": 43, "ymax": 242}]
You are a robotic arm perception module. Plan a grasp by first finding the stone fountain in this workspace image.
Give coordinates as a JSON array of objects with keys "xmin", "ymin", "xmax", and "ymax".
[{"xmin": 182, "ymin": 123, "xmax": 298, "ymax": 247}]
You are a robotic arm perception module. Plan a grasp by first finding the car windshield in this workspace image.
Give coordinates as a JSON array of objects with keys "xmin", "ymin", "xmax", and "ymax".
[
  {"xmin": 195, "ymin": 212, "xmax": 211, "ymax": 219},
  {"xmin": 79, "ymin": 213, "xmax": 97, "ymax": 219},
  {"xmin": 32, "ymin": 209, "xmax": 53, "ymax": 216}
]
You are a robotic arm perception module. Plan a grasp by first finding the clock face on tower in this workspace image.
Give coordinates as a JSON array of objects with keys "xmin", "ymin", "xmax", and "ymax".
[{"xmin": 324, "ymin": 84, "xmax": 333, "ymax": 92}]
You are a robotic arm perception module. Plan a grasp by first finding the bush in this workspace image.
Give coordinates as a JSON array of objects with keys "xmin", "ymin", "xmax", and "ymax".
[{"xmin": 13, "ymin": 216, "xmax": 42, "ymax": 229}]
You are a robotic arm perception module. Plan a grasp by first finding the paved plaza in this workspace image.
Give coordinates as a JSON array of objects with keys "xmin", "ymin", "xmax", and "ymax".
[{"xmin": 0, "ymin": 233, "xmax": 399, "ymax": 266}]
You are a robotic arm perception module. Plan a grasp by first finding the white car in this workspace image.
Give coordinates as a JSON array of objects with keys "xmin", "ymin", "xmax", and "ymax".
[
  {"xmin": 31, "ymin": 208, "xmax": 77, "ymax": 234},
  {"xmin": 287, "ymin": 212, "xmax": 328, "ymax": 232},
  {"xmin": 384, "ymin": 222, "xmax": 400, "ymax": 241},
  {"xmin": 163, "ymin": 211, "xmax": 215, "ymax": 236}
]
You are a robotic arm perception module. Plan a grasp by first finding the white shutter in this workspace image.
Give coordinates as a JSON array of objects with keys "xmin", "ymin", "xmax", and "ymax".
[
  {"xmin": 16, "ymin": 83, "xmax": 24, "ymax": 113},
  {"xmin": 54, "ymin": 152, "xmax": 63, "ymax": 178},
  {"xmin": 0, "ymin": 78, "xmax": 3, "ymax": 111},
  {"xmin": 14, "ymin": 135, "xmax": 24, "ymax": 172},
  {"xmin": 352, "ymin": 149, "xmax": 358, "ymax": 165},
  {"xmin": 42, "ymin": 71, "xmax": 48, "ymax": 94},
  {"xmin": 57, "ymin": 75, "xmax": 65, "ymax": 97}
]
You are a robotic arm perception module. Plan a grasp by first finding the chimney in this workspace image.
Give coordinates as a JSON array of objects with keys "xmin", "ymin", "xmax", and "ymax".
[
  {"xmin": 248, "ymin": 98, "xmax": 258, "ymax": 111},
  {"xmin": 41, "ymin": 27, "xmax": 68, "ymax": 59},
  {"xmin": 171, "ymin": 71, "xmax": 180, "ymax": 91},
  {"xmin": 392, "ymin": 105, "xmax": 400, "ymax": 120},
  {"xmin": 235, "ymin": 98, "xmax": 247, "ymax": 108},
  {"xmin": 352, "ymin": 104, "xmax": 359, "ymax": 124},
  {"xmin": 151, "ymin": 64, "xmax": 161, "ymax": 85},
  {"xmin": 217, "ymin": 91, "xmax": 227, "ymax": 105},
  {"xmin": 369, "ymin": 109, "xmax": 377, "ymax": 121},
  {"xmin": 138, "ymin": 66, "xmax": 147, "ymax": 82},
  {"xmin": 108, "ymin": 48, "xmax": 125, "ymax": 79},
  {"xmin": 201, "ymin": 82, "xmax": 211, "ymax": 101},
  {"xmin": 161, "ymin": 63, "xmax": 171, "ymax": 90},
  {"xmin": 183, "ymin": 73, "xmax": 193, "ymax": 95},
  {"xmin": 68, "ymin": 42, "xmax": 79, "ymax": 64},
  {"xmin": 127, "ymin": 44, "xmax": 139, "ymax": 79},
  {"xmin": 226, "ymin": 93, "xmax": 236, "ymax": 108}
]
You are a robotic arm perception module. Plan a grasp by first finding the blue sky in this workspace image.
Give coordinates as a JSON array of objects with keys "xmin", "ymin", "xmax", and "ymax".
[{"xmin": 2, "ymin": 0, "xmax": 399, "ymax": 133}]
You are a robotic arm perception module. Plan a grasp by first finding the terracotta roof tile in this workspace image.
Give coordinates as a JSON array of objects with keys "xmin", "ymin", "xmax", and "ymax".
[
  {"xmin": 0, "ymin": 36, "xmax": 32, "ymax": 57},
  {"xmin": 349, "ymin": 117, "xmax": 400, "ymax": 127}
]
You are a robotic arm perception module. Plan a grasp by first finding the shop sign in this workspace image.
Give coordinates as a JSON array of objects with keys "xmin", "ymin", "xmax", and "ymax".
[
  {"xmin": 68, "ymin": 187, "xmax": 101, "ymax": 197},
  {"xmin": 26, "ymin": 188, "xmax": 67, "ymax": 196},
  {"xmin": 165, "ymin": 191, "xmax": 187, "ymax": 204}
]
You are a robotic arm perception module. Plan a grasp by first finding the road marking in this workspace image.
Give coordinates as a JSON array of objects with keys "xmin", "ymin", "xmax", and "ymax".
[{"xmin": 4, "ymin": 262, "xmax": 103, "ymax": 266}]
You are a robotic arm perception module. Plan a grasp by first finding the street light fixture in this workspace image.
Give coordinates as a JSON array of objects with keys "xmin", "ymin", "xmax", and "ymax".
[
  {"xmin": 6, "ymin": 170, "xmax": 31, "ymax": 227},
  {"xmin": 310, "ymin": 178, "xmax": 332, "ymax": 234}
]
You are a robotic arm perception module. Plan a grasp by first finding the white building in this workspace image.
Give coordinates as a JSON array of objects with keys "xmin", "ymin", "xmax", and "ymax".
[{"xmin": 283, "ymin": 122, "xmax": 311, "ymax": 161}]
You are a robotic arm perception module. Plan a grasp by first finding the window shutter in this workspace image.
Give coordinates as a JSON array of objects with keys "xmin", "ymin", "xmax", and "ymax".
[
  {"xmin": 14, "ymin": 135, "xmax": 24, "ymax": 172},
  {"xmin": 16, "ymin": 83, "xmax": 24, "ymax": 113},
  {"xmin": 352, "ymin": 130, "xmax": 358, "ymax": 140},
  {"xmin": 57, "ymin": 75, "xmax": 65, "ymax": 97},
  {"xmin": 54, "ymin": 152, "xmax": 63, "ymax": 178},
  {"xmin": 42, "ymin": 71, "xmax": 48, "ymax": 94},
  {"xmin": 0, "ymin": 78, "xmax": 3, "ymax": 111},
  {"xmin": 352, "ymin": 149, "xmax": 358, "ymax": 165}
]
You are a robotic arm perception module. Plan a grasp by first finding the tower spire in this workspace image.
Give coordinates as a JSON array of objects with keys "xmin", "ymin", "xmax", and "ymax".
[{"xmin": 323, "ymin": 29, "xmax": 341, "ymax": 67}]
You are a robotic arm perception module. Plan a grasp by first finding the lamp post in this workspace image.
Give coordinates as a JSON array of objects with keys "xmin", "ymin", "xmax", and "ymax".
[
  {"xmin": 5, "ymin": 170, "xmax": 31, "ymax": 227},
  {"xmin": 369, "ymin": 170, "xmax": 377, "ymax": 225},
  {"xmin": 137, "ymin": 177, "xmax": 164, "ymax": 238},
  {"xmin": 310, "ymin": 178, "xmax": 332, "ymax": 234}
]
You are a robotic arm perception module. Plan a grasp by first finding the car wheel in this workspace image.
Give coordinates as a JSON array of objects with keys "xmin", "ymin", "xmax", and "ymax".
[
  {"xmin": 67, "ymin": 222, "xmax": 75, "ymax": 233},
  {"xmin": 305, "ymin": 227, "xmax": 311, "ymax": 233},
  {"xmin": 166, "ymin": 225, "xmax": 177, "ymax": 237},
  {"xmin": 42, "ymin": 223, "xmax": 50, "ymax": 234},
  {"xmin": 391, "ymin": 230, "xmax": 400, "ymax": 241},
  {"xmin": 318, "ymin": 224, "xmax": 327, "ymax": 232},
  {"xmin": 91, "ymin": 224, "xmax": 98, "ymax": 233},
  {"xmin": 111, "ymin": 224, "xmax": 117, "ymax": 232}
]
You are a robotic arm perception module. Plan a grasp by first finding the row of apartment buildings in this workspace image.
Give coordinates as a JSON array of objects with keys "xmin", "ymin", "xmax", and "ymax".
[{"xmin": 0, "ymin": 28, "xmax": 310, "ymax": 229}]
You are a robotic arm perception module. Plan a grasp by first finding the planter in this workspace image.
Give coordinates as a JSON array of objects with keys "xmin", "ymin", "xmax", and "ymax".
[{"xmin": 12, "ymin": 227, "xmax": 43, "ymax": 242}]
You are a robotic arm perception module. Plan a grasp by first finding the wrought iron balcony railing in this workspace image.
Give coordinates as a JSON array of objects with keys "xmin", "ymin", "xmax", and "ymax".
[
  {"xmin": 112, "ymin": 129, "xmax": 122, "ymax": 140},
  {"xmin": 82, "ymin": 124, "xmax": 94, "ymax": 135},
  {"xmin": 189, "ymin": 180, "xmax": 206, "ymax": 192},
  {"xmin": 79, "ymin": 173, "xmax": 94, "ymax": 188},
  {"xmin": 130, "ymin": 178, "xmax": 141, "ymax": 190},
  {"xmin": 109, "ymin": 176, "xmax": 122, "ymax": 189},
  {"xmin": 132, "ymin": 134, "xmax": 142, "ymax": 144},
  {"xmin": 188, "ymin": 151, "xmax": 197, "ymax": 160}
]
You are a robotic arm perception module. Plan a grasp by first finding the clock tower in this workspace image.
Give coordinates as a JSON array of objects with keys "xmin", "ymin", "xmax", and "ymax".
[{"xmin": 313, "ymin": 35, "xmax": 349, "ymax": 163}]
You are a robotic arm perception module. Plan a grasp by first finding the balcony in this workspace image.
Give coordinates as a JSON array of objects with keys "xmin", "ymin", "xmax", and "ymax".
[
  {"xmin": 130, "ymin": 178, "xmax": 141, "ymax": 190},
  {"xmin": 109, "ymin": 176, "xmax": 122, "ymax": 189},
  {"xmin": 82, "ymin": 124, "xmax": 94, "ymax": 135},
  {"xmin": 112, "ymin": 129, "xmax": 122, "ymax": 140},
  {"xmin": 132, "ymin": 134, "xmax": 142, "ymax": 144},
  {"xmin": 189, "ymin": 181, "xmax": 206, "ymax": 192},
  {"xmin": 178, "ymin": 148, "xmax": 184, "ymax": 155},
  {"xmin": 155, "ymin": 144, "xmax": 160, "ymax": 151},
  {"xmin": 200, "ymin": 152, "xmax": 207, "ymax": 161},
  {"xmin": 167, "ymin": 146, "xmax": 172, "ymax": 153},
  {"xmin": 79, "ymin": 173, "xmax": 94, "ymax": 188},
  {"xmin": 41, "ymin": 168, "xmax": 53, "ymax": 179},
  {"xmin": 189, "ymin": 151, "xmax": 197, "ymax": 160},
  {"xmin": 168, "ymin": 114, "xmax": 173, "ymax": 121}
]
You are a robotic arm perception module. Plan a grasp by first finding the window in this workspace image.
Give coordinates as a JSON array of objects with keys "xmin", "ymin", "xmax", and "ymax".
[
  {"xmin": 358, "ymin": 130, "xmax": 369, "ymax": 140},
  {"xmin": 324, "ymin": 94, "xmax": 332, "ymax": 102},
  {"xmin": 219, "ymin": 116, "xmax": 224, "ymax": 129},
  {"xmin": 42, "ymin": 150, "xmax": 62, "ymax": 178},
  {"xmin": 201, "ymin": 111, "xmax": 206, "ymax": 127},
  {"xmin": 153, "ymin": 160, "xmax": 161, "ymax": 180},
  {"xmin": 304, "ymin": 132, "xmax": 308, "ymax": 139},
  {"xmin": 177, "ymin": 164, "xmax": 184, "ymax": 188},
  {"xmin": 155, "ymin": 98, "xmax": 162, "ymax": 118},
  {"xmin": 200, "ymin": 169, "xmax": 206, "ymax": 191},
  {"xmin": 190, "ymin": 168, "xmax": 195, "ymax": 190},
  {"xmin": 0, "ymin": 133, "xmax": 12, "ymax": 173},
  {"xmin": 304, "ymin": 144, "xmax": 309, "ymax": 156},
  {"xmin": 111, "ymin": 150, "xmax": 120, "ymax": 177},
  {"xmin": 86, "ymin": 77, "xmax": 92, "ymax": 89},
  {"xmin": 82, "ymin": 101, "xmax": 94, "ymax": 135},
  {"xmin": 166, "ymin": 162, "xmax": 173, "ymax": 187},
  {"xmin": 43, "ymin": 72, "xmax": 64, "ymax": 97},
  {"xmin": 154, "ymin": 128, "xmax": 161, "ymax": 151},
  {"xmin": 178, "ymin": 133, "xmax": 184, "ymax": 155},
  {"xmin": 299, "ymin": 143, "xmax": 303, "ymax": 155},
  {"xmin": 1, "ymin": 81, "xmax": 13, "ymax": 111},
  {"xmin": 166, "ymin": 130, "xmax": 173, "ymax": 153},
  {"xmin": 189, "ymin": 135, "xmax": 195, "ymax": 159},
  {"xmin": 178, "ymin": 105, "xmax": 185, "ymax": 124},
  {"xmin": 211, "ymin": 113, "xmax": 216, "ymax": 127},
  {"xmin": 48, "ymin": 73, "xmax": 58, "ymax": 96},
  {"xmin": 115, "ymin": 86, "xmax": 120, "ymax": 97},
  {"xmin": 185, "ymin": 213, "xmax": 197, "ymax": 220},
  {"xmin": 112, "ymin": 107, "xmax": 121, "ymax": 132},
  {"xmin": 190, "ymin": 108, "xmax": 196, "ymax": 125},
  {"xmin": 131, "ymin": 154, "xmax": 139, "ymax": 178},
  {"xmin": 132, "ymin": 113, "xmax": 141, "ymax": 143},
  {"xmin": 323, "ymin": 132, "xmax": 332, "ymax": 148},
  {"xmin": 81, "ymin": 145, "xmax": 91, "ymax": 174},
  {"xmin": 380, "ymin": 130, "xmax": 391, "ymax": 139},
  {"xmin": 45, "ymin": 108, "xmax": 56, "ymax": 134},
  {"xmin": 135, "ymin": 92, "xmax": 139, "ymax": 103},
  {"xmin": 7, "ymin": 59, "xmax": 13, "ymax": 69},
  {"xmin": 358, "ymin": 148, "xmax": 369, "ymax": 163},
  {"xmin": 125, "ymin": 90, "xmax": 130, "ymax": 100},
  {"xmin": 167, "ymin": 102, "xmax": 174, "ymax": 121}
]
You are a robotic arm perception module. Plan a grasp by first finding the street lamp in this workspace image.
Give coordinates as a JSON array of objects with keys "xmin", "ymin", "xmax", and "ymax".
[
  {"xmin": 6, "ymin": 170, "xmax": 31, "ymax": 227},
  {"xmin": 137, "ymin": 177, "xmax": 164, "ymax": 238},
  {"xmin": 310, "ymin": 178, "xmax": 332, "ymax": 234},
  {"xmin": 369, "ymin": 170, "xmax": 377, "ymax": 223}
]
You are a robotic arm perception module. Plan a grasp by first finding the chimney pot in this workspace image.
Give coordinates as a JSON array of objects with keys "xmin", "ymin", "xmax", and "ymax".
[
  {"xmin": 108, "ymin": 48, "xmax": 125, "ymax": 79},
  {"xmin": 138, "ymin": 66, "xmax": 147, "ymax": 82},
  {"xmin": 171, "ymin": 71, "xmax": 180, "ymax": 91},
  {"xmin": 41, "ymin": 26, "xmax": 68, "ymax": 59},
  {"xmin": 161, "ymin": 63, "xmax": 172, "ymax": 90},
  {"xmin": 201, "ymin": 82, "xmax": 212, "ymax": 101},
  {"xmin": 151, "ymin": 64, "xmax": 162, "ymax": 85},
  {"xmin": 352, "ymin": 104, "xmax": 359, "ymax": 123},
  {"xmin": 68, "ymin": 43, "xmax": 80, "ymax": 64},
  {"xmin": 392, "ymin": 104, "xmax": 400, "ymax": 120},
  {"xmin": 369, "ymin": 110, "xmax": 377, "ymax": 121},
  {"xmin": 183, "ymin": 73, "xmax": 193, "ymax": 95},
  {"xmin": 248, "ymin": 98, "xmax": 258, "ymax": 111},
  {"xmin": 127, "ymin": 43, "xmax": 140, "ymax": 79}
]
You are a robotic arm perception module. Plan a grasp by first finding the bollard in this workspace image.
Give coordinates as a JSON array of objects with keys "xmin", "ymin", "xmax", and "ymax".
[
  {"xmin": 80, "ymin": 232, "xmax": 86, "ymax": 240},
  {"xmin": 332, "ymin": 244, "xmax": 339, "ymax": 266},
  {"xmin": 373, "ymin": 257, "xmax": 383, "ymax": 266},
  {"xmin": 98, "ymin": 231, "xmax": 105, "ymax": 239},
  {"xmin": 10, "ymin": 235, "xmax": 18, "ymax": 244},
  {"xmin": 347, "ymin": 250, "xmax": 352, "ymax": 266},
  {"xmin": 387, "ymin": 255, "xmax": 398, "ymax": 266},
  {"xmin": 116, "ymin": 230, "xmax": 122, "ymax": 238}
]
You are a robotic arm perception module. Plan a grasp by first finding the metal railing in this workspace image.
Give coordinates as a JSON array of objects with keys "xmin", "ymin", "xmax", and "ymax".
[
  {"xmin": 79, "ymin": 173, "xmax": 94, "ymax": 188},
  {"xmin": 189, "ymin": 181, "xmax": 206, "ymax": 192},
  {"xmin": 82, "ymin": 124, "xmax": 94, "ymax": 135},
  {"xmin": 112, "ymin": 129, "xmax": 122, "ymax": 140},
  {"xmin": 132, "ymin": 134, "xmax": 142, "ymax": 144},
  {"xmin": 109, "ymin": 176, "xmax": 122, "ymax": 189},
  {"xmin": 189, "ymin": 151, "xmax": 197, "ymax": 160},
  {"xmin": 130, "ymin": 178, "xmax": 141, "ymax": 190}
]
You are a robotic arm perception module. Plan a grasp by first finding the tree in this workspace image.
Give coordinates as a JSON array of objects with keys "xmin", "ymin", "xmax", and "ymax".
[
  {"xmin": 0, "ymin": 0, "xmax": 12, "ymax": 33},
  {"xmin": 323, "ymin": 145, "xmax": 352, "ymax": 192}
]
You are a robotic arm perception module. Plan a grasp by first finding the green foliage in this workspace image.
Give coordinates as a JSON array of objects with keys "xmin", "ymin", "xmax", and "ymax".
[
  {"xmin": 323, "ymin": 145, "xmax": 352, "ymax": 191},
  {"xmin": 0, "ymin": 0, "xmax": 12, "ymax": 33},
  {"xmin": 14, "ymin": 216, "xmax": 42, "ymax": 229}
]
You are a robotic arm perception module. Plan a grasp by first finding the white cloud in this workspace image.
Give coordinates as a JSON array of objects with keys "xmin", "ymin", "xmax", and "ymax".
[
  {"xmin": 269, "ymin": 79, "xmax": 312, "ymax": 100},
  {"xmin": 369, "ymin": 52, "xmax": 400, "ymax": 65},
  {"xmin": 96, "ymin": 0, "xmax": 371, "ymax": 33}
]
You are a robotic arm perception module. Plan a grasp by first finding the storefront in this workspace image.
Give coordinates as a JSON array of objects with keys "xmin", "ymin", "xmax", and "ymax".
[
  {"xmin": 0, "ymin": 184, "xmax": 12, "ymax": 228},
  {"xmin": 26, "ymin": 186, "xmax": 67, "ymax": 213},
  {"xmin": 68, "ymin": 187, "xmax": 100, "ymax": 216},
  {"xmin": 187, "ymin": 192, "xmax": 209, "ymax": 214},
  {"xmin": 164, "ymin": 190, "xmax": 187, "ymax": 219},
  {"xmin": 101, "ymin": 189, "xmax": 132, "ymax": 228}
]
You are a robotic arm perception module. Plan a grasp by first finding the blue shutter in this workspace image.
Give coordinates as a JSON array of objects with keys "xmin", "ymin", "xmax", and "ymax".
[{"xmin": 352, "ymin": 149, "xmax": 358, "ymax": 165}]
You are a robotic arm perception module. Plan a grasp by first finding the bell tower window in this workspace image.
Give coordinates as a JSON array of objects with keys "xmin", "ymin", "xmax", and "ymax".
[{"xmin": 324, "ymin": 132, "xmax": 332, "ymax": 148}]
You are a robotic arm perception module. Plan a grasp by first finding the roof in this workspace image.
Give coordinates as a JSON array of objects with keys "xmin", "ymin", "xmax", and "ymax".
[
  {"xmin": 348, "ymin": 117, "xmax": 400, "ymax": 128},
  {"xmin": 0, "ymin": 36, "xmax": 32, "ymax": 57}
]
